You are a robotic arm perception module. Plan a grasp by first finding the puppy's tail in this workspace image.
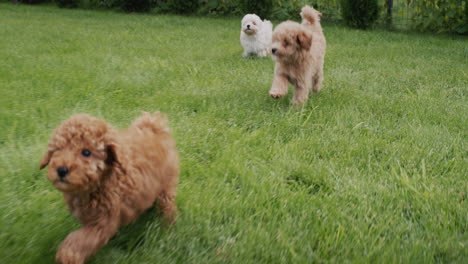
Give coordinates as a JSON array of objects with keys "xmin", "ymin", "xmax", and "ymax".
[
  {"xmin": 263, "ymin": 19, "xmax": 273, "ymax": 31},
  {"xmin": 300, "ymin": 5, "xmax": 322, "ymax": 26},
  {"xmin": 132, "ymin": 111, "xmax": 170, "ymax": 134},
  {"xmin": 263, "ymin": 19, "xmax": 273, "ymax": 43}
]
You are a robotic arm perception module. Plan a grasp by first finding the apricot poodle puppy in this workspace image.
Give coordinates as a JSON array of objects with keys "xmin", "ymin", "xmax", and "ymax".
[
  {"xmin": 40, "ymin": 112, "xmax": 179, "ymax": 264},
  {"xmin": 269, "ymin": 5, "xmax": 326, "ymax": 105}
]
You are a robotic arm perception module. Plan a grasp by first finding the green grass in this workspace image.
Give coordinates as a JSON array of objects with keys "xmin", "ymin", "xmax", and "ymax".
[{"xmin": 0, "ymin": 3, "xmax": 467, "ymax": 263}]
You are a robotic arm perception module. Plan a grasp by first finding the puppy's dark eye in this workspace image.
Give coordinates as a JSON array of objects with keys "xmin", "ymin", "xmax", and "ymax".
[
  {"xmin": 82, "ymin": 149, "xmax": 91, "ymax": 157},
  {"xmin": 253, "ymin": 22, "xmax": 256, "ymax": 25},
  {"xmin": 284, "ymin": 40, "xmax": 289, "ymax": 46}
]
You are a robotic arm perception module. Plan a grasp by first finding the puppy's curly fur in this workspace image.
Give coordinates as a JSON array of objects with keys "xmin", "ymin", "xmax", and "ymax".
[
  {"xmin": 40, "ymin": 112, "xmax": 179, "ymax": 264},
  {"xmin": 269, "ymin": 6, "xmax": 326, "ymax": 105}
]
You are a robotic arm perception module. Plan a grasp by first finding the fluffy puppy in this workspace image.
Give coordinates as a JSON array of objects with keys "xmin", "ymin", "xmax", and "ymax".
[
  {"xmin": 40, "ymin": 112, "xmax": 179, "ymax": 264},
  {"xmin": 269, "ymin": 5, "xmax": 326, "ymax": 105},
  {"xmin": 240, "ymin": 14, "xmax": 273, "ymax": 57}
]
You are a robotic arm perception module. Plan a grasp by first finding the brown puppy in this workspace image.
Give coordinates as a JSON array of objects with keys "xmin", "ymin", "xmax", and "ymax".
[
  {"xmin": 269, "ymin": 5, "xmax": 326, "ymax": 105},
  {"xmin": 40, "ymin": 112, "xmax": 179, "ymax": 264}
]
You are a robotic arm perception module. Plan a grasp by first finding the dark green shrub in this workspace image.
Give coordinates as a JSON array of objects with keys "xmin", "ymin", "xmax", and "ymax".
[
  {"xmin": 121, "ymin": 0, "xmax": 152, "ymax": 12},
  {"xmin": 239, "ymin": 0, "xmax": 273, "ymax": 19},
  {"xmin": 198, "ymin": 0, "xmax": 241, "ymax": 16},
  {"xmin": 56, "ymin": 0, "xmax": 78, "ymax": 8},
  {"xmin": 340, "ymin": 0, "xmax": 379, "ymax": 29},
  {"xmin": 85, "ymin": 0, "xmax": 120, "ymax": 9},
  {"xmin": 271, "ymin": 0, "xmax": 341, "ymax": 21},
  {"xmin": 18, "ymin": 0, "xmax": 49, "ymax": 4},
  {"xmin": 157, "ymin": 0, "xmax": 199, "ymax": 14},
  {"xmin": 410, "ymin": 0, "xmax": 467, "ymax": 34},
  {"xmin": 270, "ymin": 0, "xmax": 304, "ymax": 20}
]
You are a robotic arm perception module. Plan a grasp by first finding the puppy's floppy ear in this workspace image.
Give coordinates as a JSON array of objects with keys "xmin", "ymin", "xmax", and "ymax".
[
  {"xmin": 106, "ymin": 142, "xmax": 119, "ymax": 165},
  {"xmin": 105, "ymin": 133, "xmax": 127, "ymax": 171},
  {"xmin": 39, "ymin": 148, "xmax": 54, "ymax": 169},
  {"xmin": 297, "ymin": 31, "xmax": 312, "ymax": 50}
]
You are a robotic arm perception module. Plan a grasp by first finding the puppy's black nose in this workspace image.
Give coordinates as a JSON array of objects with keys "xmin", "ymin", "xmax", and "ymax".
[
  {"xmin": 247, "ymin": 24, "xmax": 250, "ymax": 29},
  {"xmin": 57, "ymin": 167, "xmax": 69, "ymax": 178},
  {"xmin": 272, "ymin": 48, "xmax": 277, "ymax": 54}
]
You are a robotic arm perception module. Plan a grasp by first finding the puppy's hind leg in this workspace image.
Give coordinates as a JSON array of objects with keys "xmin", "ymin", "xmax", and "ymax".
[
  {"xmin": 292, "ymin": 80, "xmax": 310, "ymax": 106},
  {"xmin": 157, "ymin": 189, "xmax": 177, "ymax": 225},
  {"xmin": 312, "ymin": 69, "xmax": 323, "ymax": 93}
]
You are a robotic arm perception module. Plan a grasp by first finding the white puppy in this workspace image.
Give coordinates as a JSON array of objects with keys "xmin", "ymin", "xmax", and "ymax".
[{"xmin": 240, "ymin": 14, "xmax": 273, "ymax": 57}]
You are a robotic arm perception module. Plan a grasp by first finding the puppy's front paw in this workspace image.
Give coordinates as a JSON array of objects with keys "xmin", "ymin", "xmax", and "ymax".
[
  {"xmin": 56, "ymin": 247, "xmax": 83, "ymax": 264},
  {"xmin": 269, "ymin": 90, "xmax": 286, "ymax": 99}
]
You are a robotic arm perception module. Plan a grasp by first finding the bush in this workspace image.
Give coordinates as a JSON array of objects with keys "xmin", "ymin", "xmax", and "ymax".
[
  {"xmin": 121, "ymin": 0, "xmax": 152, "ymax": 12},
  {"xmin": 270, "ymin": 0, "xmax": 306, "ymax": 20},
  {"xmin": 157, "ymin": 0, "xmax": 199, "ymax": 14},
  {"xmin": 198, "ymin": 0, "xmax": 242, "ymax": 16},
  {"xmin": 410, "ymin": 0, "xmax": 467, "ymax": 34},
  {"xmin": 271, "ymin": 0, "xmax": 341, "ymax": 21},
  {"xmin": 239, "ymin": 0, "xmax": 273, "ymax": 19},
  {"xmin": 340, "ymin": 0, "xmax": 379, "ymax": 29},
  {"xmin": 18, "ymin": 0, "xmax": 49, "ymax": 4},
  {"xmin": 56, "ymin": 0, "xmax": 78, "ymax": 8},
  {"xmin": 84, "ymin": 0, "xmax": 120, "ymax": 9}
]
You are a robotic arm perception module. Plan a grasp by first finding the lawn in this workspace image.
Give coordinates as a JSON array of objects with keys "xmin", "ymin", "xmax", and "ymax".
[{"xmin": 0, "ymin": 3, "xmax": 467, "ymax": 264}]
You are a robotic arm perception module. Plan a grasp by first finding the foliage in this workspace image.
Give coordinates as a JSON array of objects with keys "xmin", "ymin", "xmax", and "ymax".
[
  {"xmin": 171, "ymin": 0, "xmax": 199, "ymax": 14},
  {"xmin": 121, "ymin": 0, "xmax": 152, "ymax": 12},
  {"xmin": 341, "ymin": 0, "xmax": 379, "ymax": 29},
  {"xmin": 17, "ymin": 0, "xmax": 49, "ymax": 4},
  {"xmin": 155, "ymin": 0, "xmax": 199, "ymax": 14},
  {"xmin": 197, "ymin": 0, "xmax": 242, "ymax": 16},
  {"xmin": 83, "ymin": 0, "xmax": 120, "ymax": 9},
  {"xmin": 410, "ymin": 0, "xmax": 467, "ymax": 34},
  {"xmin": 270, "ymin": 0, "xmax": 308, "ymax": 20},
  {"xmin": 271, "ymin": 0, "xmax": 341, "ymax": 21},
  {"xmin": 56, "ymin": 0, "xmax": 78, "ymax": 8},
  {"xmin": 197, "ymin": 0, "xmax": 341, "ymax": 19},
  {"xmin": 239, "ymin": 0, "xmax": 273, "ymax": 19}
]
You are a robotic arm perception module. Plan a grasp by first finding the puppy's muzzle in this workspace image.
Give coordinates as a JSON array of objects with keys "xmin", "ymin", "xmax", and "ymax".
[
  {"xmin": 247, "ymin": 25, "xmax": 251, "ymax": 29},
  {"xmin": 57, "ymin": 166, "xmax": 69, "ymax": 178}
]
